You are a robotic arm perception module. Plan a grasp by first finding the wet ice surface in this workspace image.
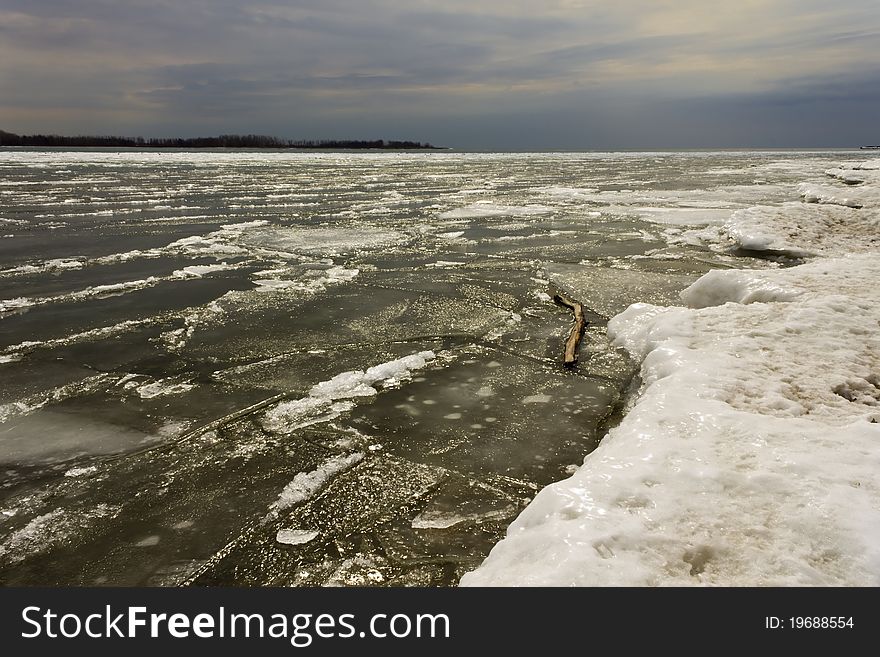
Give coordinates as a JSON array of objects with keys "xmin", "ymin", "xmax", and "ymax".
[{"xmin": 0, "ymin": 149, "xmax": 869, "ymax": 585}]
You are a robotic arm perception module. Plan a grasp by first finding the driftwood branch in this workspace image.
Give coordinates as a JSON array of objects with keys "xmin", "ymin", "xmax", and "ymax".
[{"xmin": 553, "ymin": 293, "xmax": 588, "ymax": 367}]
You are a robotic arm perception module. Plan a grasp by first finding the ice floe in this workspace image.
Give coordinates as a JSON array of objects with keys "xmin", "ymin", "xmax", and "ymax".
[
  {"xmin": 276, "ymin": 528, "xmax": 320, "ymax": 545},
  {"xmin": 269, "ymin": 453, "xmax": 364, "ymax": 516},
  {"xmin": 263, "ymin": 351, "xmax": 436, "ymax": 433}
]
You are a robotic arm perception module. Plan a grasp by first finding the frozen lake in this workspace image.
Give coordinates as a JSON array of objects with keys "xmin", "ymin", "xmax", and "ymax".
[{"xmin": 0, "ymin": 149, "xmax": 870, "ymax": 585}]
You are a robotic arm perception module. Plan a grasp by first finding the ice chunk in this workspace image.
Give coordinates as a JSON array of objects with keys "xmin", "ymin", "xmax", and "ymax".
[
  {"xmin": 64, "ymin": 466, "xmax": 98, "ymax": 478},
  {"xmin": 252, "ymin": 265, "xmax": 359, "ymax": 294},
  {"xmin": 263, "ymin": 351, "xmax": 435, "ymax": 433},
  {"xmin": 276, "ymin": 529, "xmax": 320, "ymax": 545},
  {"xmin": 0, "ymin": 297, "xmax": 34, "ymax": 313},
  {"xmin": 219, "ymin": 220, "xmax": 269, "ymax": 231},
  {"xmin": 269, "ymin": 453, "xmax": 364, "ymax": 515},
  {"xmin": 1, "ymin": 268, "xmax": 230, "ymax": 314},
  {"xmin": 324, "ymin": 555, "xmax": 387, "ymax": 586},
  {"xmin": 412, "ymin": 506, "xmax": 517, "ymax": 529},
  {"xmin": 172, "ymin": 262, "xmax": 236, "ymax": 278},
  {"xmin": 0, "ymin": 258, "xmax": 84, "ymax": 277},
  {"xmin": 135, "ymin": 378, "xmax": 197, "ymax": 399},
  {"xmin": 166, "ymin": 234, "xmax": 249, "ymax": 257}
]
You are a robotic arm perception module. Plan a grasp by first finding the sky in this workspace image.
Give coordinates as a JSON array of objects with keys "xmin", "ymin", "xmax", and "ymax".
[{"xmin": 1, "ymin": 0, "xmax": 879, "ymax": 150}]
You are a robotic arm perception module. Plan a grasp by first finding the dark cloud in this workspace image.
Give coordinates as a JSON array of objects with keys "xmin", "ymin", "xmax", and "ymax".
[{"xmin": 1, "ymin": 0, "xmax": 878, "ymax": 148}]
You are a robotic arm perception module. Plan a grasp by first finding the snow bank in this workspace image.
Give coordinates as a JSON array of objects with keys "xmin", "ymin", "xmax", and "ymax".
[
  {"xmin": 714, "ymin": 163, "xmax": 880, "ymax": 258},
  {"xmin": 462, "ymin": 158, "xmax": 880, "ymax": 586},
  {"xmin": 463, "ymin": 256, "xmax": 880, "ymax": 586},
  {"xmin": 825, "ymin": 166, "xmax": 880, "ymax": 186},
  {"xmin": 723, "ymin": 204, "xmax": 865, "ymax": 257},
  {"xmin": 799, "ymin": 182, "xmax": 880, "ymax": 209},
  {"xmin": 680, "ymin": 268, "xmax": 805, "ymax": 308}
]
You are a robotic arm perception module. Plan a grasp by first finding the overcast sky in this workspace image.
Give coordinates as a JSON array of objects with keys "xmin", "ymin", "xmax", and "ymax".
[{"xmin": 1, "ymin": 0, "xmax": 878, "ymax": 149}]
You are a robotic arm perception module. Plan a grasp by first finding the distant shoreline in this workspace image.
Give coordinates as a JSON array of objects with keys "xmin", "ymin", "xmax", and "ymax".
[{"xmin": 0, "ymin": 130, "xmax": 444, "ymax": 150}]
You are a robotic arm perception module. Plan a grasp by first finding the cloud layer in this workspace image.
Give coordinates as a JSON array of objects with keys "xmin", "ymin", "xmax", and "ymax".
[{"xmin": 2, "ymin": 0, "xmax": 878, "ymax": 148}]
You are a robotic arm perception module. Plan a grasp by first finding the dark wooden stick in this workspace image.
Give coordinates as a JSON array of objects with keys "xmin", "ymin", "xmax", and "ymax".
[{"xmin": 553, "ymin": 293, "xmax": 588, "ymax": 367}]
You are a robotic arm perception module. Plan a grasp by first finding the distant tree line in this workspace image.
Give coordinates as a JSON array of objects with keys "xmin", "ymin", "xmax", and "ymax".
[{"xmin": 0, "ymin": 130, "xmax": 442, "ymax": 150}]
